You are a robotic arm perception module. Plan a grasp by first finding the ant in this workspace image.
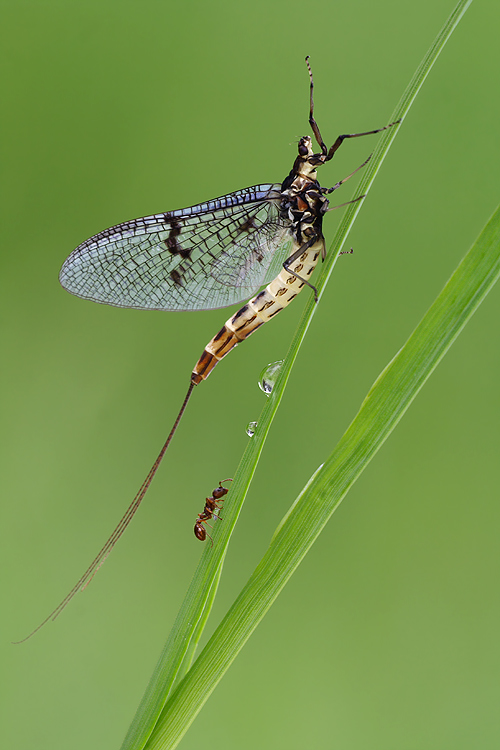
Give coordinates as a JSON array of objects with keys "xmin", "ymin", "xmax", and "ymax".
[{"xmin": 194, "ymin": 479, "xmax": 232, "ymax": 544}]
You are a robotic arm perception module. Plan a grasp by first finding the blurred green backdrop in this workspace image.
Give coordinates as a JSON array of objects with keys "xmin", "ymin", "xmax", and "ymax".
[{"xmin": 2, "ymin": 1, "xmax": 500, "ymax": 748}]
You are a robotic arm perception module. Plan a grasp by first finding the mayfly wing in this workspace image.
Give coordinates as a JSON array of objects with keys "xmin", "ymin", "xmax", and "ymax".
[
  {"xmin": 59, "ymin": 184, "xmax": 289, "ymax": 312},
  {"xmin": 16, "ymin": 185, "xmax": 293, "ymax": 643}
]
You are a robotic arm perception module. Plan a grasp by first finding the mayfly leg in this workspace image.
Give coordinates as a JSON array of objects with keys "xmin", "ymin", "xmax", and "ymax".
[
  {"xmin": 306, "ymin": 54, "xmax": 328, "ymax": 154},
  {"xmin": 326, "ymin": 122, "xmax": 400, "ymax": 161},
  {"xmin": 325, "ymin": 155, "xmax": 371, "ymax": 195},
  {"xmin": 326, "ymin": 195, "xmax": 366, "ymax": 212},
  {"xmin": 305, "ymin": 55, "xmax": 400, "ymax": 161},
  {"xmin": 282, "ymin": 237, "xmax": 322, "ymax": 302}
]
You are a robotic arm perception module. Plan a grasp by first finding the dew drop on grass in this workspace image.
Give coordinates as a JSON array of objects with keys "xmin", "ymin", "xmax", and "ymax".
[
  {"xmin": 246, "ymin": 421, "xmax": 258, "ymax": 437},
  {"xmin": 258, "ymin": 360, "xmax": 284, "ymax": 396}
]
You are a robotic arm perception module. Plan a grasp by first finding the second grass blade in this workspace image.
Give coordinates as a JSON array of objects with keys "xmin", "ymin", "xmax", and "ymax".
[
  {"xmin": 144, "ymin": 200, "xmax": 500, "ymax": 750},
  {"xmin": 122, "ymin": 1, "xmax": 474, "ymax": 747}
]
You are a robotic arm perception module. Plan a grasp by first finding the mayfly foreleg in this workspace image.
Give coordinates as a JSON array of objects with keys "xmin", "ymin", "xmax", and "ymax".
[
  {"xmin": 305, "ymin": 55, "xmax": 399, "ymax": 163},
  {"xmin": 305, "ymin": 55, "xmax": 327, "ymax": 155},
  {"xmin": 326, "ymin": 122, "xmax": 399, "ymax": 161}
]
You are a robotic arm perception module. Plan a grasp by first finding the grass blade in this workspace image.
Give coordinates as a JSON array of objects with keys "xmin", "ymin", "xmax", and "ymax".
[
  {"xmin": 122, "ymin": 1, "xmax": 474, "ymax": 748},
  {"xmin": 146, "ymin": 198, "xmax": 500, "ymax": 750}
]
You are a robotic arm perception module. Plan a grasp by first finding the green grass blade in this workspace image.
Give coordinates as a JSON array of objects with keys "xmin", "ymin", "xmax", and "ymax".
[
  {"xmin": 118, "ymin": 1, "xmax": 476, "ymax": 748},
  {"xmin": 145, "ymin": 200, "xmax": 500, "ymax": 750}
]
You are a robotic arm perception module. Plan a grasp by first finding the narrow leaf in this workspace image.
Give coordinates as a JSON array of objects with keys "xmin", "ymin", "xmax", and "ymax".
[{"xmin": 122, "ymin": 1, "xmax": 474, "ymax": 748}]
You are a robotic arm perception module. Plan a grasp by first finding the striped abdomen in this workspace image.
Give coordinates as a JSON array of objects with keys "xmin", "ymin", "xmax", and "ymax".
[{"xmin": 191, "ymin": 238, "xmax": 324, "ymax": 384}]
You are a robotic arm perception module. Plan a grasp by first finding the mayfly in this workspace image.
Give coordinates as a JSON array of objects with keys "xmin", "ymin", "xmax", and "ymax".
[
  {"xmin": 17, "ymin": 57, "xmax": 398, "ymax": 641},
  {"xmin": 194, "ymin": 480, "xmax": 232, "ymax": 544}
]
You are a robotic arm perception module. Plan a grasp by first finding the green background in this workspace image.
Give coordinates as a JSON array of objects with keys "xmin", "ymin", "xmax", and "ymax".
[{"xmin": 2, "ymin": 1, "xmax": 500, "ymax": 748}]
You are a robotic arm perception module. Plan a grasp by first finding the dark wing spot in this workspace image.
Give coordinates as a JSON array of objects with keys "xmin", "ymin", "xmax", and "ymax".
[
  {"xmin": 239, "ymin": 216, "xmax": 257, "ymax": 233},
  {"xmin": 165, "ymin": 219, "xmax": 191, "ymax": 259},
  {"xmin": 170, "ymin": 269, "xmax": 183, "ymax": 286},
  {"xmin": 239, "ymin": 216, "xmax": 264, "ymax": 261}
]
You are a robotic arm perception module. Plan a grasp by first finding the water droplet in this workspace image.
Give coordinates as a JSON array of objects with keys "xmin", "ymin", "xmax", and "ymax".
[
  {"xmin": 258, "ymin": 360, "xmax": 284, "ymax": 396},
  {"xmin": 246, "ymin": 421, "xmax": 258, "ymax": 437}
]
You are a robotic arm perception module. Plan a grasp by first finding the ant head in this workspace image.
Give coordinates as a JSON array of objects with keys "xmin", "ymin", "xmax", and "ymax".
[{"xmin": 213, "ymin": 486, "xmax": 229, "ymax": 500}]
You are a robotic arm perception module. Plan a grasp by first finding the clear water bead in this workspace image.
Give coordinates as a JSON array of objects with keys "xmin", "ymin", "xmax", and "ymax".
[
  {"xmin": 246, "ymin": 421, "xmax": 258, "ymax": 437},
  {"xmin": 258, "ymin": 360, "xmax": 284, "ymax": 396}
]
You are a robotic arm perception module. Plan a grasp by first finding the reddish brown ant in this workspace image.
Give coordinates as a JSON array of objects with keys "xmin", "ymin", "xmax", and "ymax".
[{"xmin": 194, "ymin": 479, "xmax": 232, "ymax": 544}]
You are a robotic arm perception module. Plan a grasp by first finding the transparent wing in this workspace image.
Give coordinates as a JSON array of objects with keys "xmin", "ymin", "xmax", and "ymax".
[{"xmin": 60, "ymin": 184, "xmax": 294, "ymax": 312}]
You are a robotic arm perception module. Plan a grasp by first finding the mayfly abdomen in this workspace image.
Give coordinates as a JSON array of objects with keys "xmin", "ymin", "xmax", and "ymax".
[{"xmin": 191, "ymin": 237, "xmax": 324, "ymax": 384}]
